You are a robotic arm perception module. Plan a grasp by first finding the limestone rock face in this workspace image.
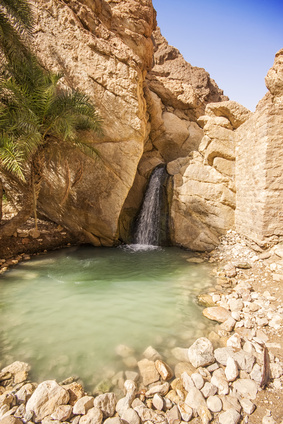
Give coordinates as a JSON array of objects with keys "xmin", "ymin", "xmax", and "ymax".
[
  {"xmin": 119, "ymin": 29, "xmax": 227, "ymax": 241},
  {"xmin": 169, "ymin": 100, "xmax": 250, "ymax": 251},
  {"xmin": 29, "ymin": 2, "xmax": 227, "ymax": 245},
  {"xmin": 32, "ymin": 0, "xmax": 156, "ymax": 245},
  {"xmin": 235, "ymin": 48, "xmax": 283, "ymax": 245}
]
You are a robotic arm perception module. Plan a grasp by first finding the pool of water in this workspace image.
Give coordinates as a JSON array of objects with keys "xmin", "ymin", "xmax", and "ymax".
[{"xmin": 0, "ymin": 246, "xmax": 215, "ymax": 389}]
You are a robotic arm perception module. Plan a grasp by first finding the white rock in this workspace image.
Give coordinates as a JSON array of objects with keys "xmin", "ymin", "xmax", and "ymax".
[
  {"xmin": 134, "ymin": 405, "xmax": 166, "ymax": 423},
  {"xmin": 220, "ymin": 317, "xmax": 236, "ymax": 332},
  {"xmin": 166, "ymin": 405, "xmax": 181, "ymax": 424},
  {"xmin": 26, "ymin": 380, "xmax": 70, "ymax": 423},
  {"xmin": 250, "ymin": 363, "xmax": 262, "ymax": 384},
  {"xmin": 231, "ymin": 311, "xmax": 241, "ymax": 321},
  {"xmin": 73, "ymin": 396, "xmax": 94, "ymax": 415},
  {"xmin": 269, "ymin": 315, "xmax": 283, "ymax": 329},
  {"xmin": 178, "ymin": 401, "xmax": 193, "ymax": 422},
  {"xmin": 239, "ymin": 398, "xmax": 256, "ymax": 415},
  {"xmin": 227, "ymin": 334, "xmax": 242, "ymax": 349},
  {"xmin": 270, "ymin": 363, "xmax": 283, "ymax": 379},
  {"xmin": 79, "ymin": 407, "xmax": 103, "ymax": 424},
  {"xmin": 171, "ymin": 347, "xmax": 190, "ymax": 362},
  {"xmin": 145, "ymin": 382, "xmax": 169, "ymax": 397},
  {"xmin": 181, "ymin": 372, "xmax": 194, "ymax": 392},
  {"xmin": 233, "ymin": 379, "xmax": 258, "ymax": 400},
  {"xmin": 93, "ymin": 393, "xmax": 117, "ymax": 418},
  {"xmin": 191, "ymin": 373, "xmax": 204, "ymax": 390},
  {"xmin": 228, "ymin": 298, "xmax": 244, "ymax": 312},
  {"xmin": 51, "ymin": 405, "xmax": 72, "ymax": 421},
  {"xmin": 185, "ymin": 388, "xmax": 212, "ymax": 423},
  {"xmin": 206, "ymin": 395, "xmax": 222, "ymax": 413},
  {"xmin": 201, "ymin": 382, "xmax": 218, "ymax": 398},
  {"xmin": 121, "ymin": 408, "xmax": 140, "ymax": 424},
  {"xmin": 188, "ymin": 338, "xmax": 215, "ymax": 368},
  {"xmin": 219, "ymin": 408, "xmax": 241, "ymax": 424},
  {"xmin": 211, "ymin": 370, "xmax": 229, "ymax": 395},
  {"xmin": 152, "ymin": 394, "xmax": 164, "ymax": 411},
  {"xmin": 225, "ymin": 357, "xmax": 239, "ymax": 382}
]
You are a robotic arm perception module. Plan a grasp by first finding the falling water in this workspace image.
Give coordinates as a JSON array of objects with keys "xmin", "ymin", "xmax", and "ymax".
[{"xmin": 133, "ymin": 166, "xmax": 167, "ymax": 247}]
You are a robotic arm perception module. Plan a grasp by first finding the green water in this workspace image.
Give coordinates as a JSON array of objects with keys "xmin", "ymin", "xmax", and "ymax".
[{"xmin": 0, "ymin": 246, "xmax": 214, "ymax": 389}]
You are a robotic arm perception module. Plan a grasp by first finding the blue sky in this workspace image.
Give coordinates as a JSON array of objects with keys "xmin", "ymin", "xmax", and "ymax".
[{"xmin": 152, "ymin": 0, "xmax": 283, "ymax": 111}]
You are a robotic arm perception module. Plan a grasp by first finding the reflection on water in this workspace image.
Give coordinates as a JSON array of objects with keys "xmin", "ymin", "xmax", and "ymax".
[{"xmin": 0, "ymin": 246, "xmax": 214, "ymax": 389}]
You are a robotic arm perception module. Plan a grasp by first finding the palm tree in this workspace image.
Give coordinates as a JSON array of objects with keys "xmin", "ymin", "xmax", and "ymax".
[
  {"xmin": 0, "ymin": 58, "xmax": 102, "ymax": 237},
  {"xmin": 0, "ymin": 0, "xmax": 33, "ymax": 66}
]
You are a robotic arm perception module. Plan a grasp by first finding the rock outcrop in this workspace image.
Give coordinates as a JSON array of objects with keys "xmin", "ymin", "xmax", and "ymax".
[
  {"xmin": 235, "ymin": 48, "xmax": 283, "ymax": 246},
  {"xmin": 31, "ymin": 0, "xmax": 157, "ymax": 245},
  {"xmin": 28, "ymin": 1, "xmax": 227, "ymax": 246},
  {"xmin": 168, "ymin": 101, "xmax": 250, "ymax": 251}
]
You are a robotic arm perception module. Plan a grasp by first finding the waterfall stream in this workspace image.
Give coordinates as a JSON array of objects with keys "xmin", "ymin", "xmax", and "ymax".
[{"xmin": 133, "ymin": 166, "xmax": 167, "ymax": 247}]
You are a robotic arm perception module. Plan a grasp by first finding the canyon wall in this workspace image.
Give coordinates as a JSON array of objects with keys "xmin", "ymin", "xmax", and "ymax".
[
  {"xmin": 31, "ymin": 0, "xmax": 226, "ymax": 245},
  {"xmin": 27, "ymin": 1, "xmax": 282, "ymax": 250},
  {"xmin": 235, "ymin": 49, "xmax": 283, "ymax": 246}
]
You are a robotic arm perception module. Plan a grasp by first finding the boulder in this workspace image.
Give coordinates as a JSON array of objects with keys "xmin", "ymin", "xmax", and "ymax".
[
  {"xmin": 203, "ymin": 307, "xmax": 231, "ymax": 323},
  {"xmin": 26, "ymin": 380, "xmax": 70, "ymax": 423},
  {"xmin": 137, "ymin": 359, "xmax": 159, "ymax": 386},
  {"xmin": 188, "ymin": 337, "xmax": 215, "ymax": 368}
]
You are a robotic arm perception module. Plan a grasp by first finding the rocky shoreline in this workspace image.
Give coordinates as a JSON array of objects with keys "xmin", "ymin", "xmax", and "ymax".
[{"xmin": 0, "ymin": 231, "xmax": 283, "ymax": 424}]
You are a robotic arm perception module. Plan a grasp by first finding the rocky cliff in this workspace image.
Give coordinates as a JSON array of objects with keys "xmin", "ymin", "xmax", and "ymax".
[
  {"xmin": 28, "ymin": 1, "xmax": 282, "ymax": 250},
  {"xmin": 30, "ymin": 0, "xmax": 227, "ymax": 246}
]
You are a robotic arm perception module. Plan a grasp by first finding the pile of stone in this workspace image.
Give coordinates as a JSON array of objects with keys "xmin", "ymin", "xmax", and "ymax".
[{"xmin": 0, "ymin": 326, "xmax": 282, "ymax": 424}]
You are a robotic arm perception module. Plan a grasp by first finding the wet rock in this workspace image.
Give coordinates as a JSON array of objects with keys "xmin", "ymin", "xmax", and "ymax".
[
  {"xmin": 115, "ymin": 345, "xmax": 134, "ymax": 358},
  {"xmin": 218, "ymin": 408, "xmax": 241, "ymax": 424},
  {"xmin": 155, "ymin": 360, "xmax": 173, "ymax": 381},
  {"xmin": 137, "ymin": 359, "xmax": 159, "ymax": 386},
  {"xmin": 121, "ymin": 408, "xmax": 140, "ymax": 424},
  {"xmin": 206, "ymin": 395, "xmax": 222, "ymax": 413},
  {"xmin": 143, "ymin": 346, "xmax": 162, "ymax": 361},
  {"xmin": 79, "ymin": 407, "xmax": 103, "ymax": 424},
  {"xmin": 233, "ymin": 379, "xmax": 258, "ymax": 400},
  {"xmin": 188, "ymin": 338, "xmax": 215, "ymax": 368},
  {"xmin": 26, "ymin": 380, "xmax": 70, "ymax": 422},
  {"xmin": 174, "ymin": 362, "xmax": 195, "ymax": 378},
  {"xmin": 171, "ymin": 348, "xmax": 190, "ymax": 363},
  {"xmin": 197, "ymin": 294, "xmax": 215, "ymax": 307},
  {"xmin": 225, "ymin": 357, "xmax": 239, "ymax": 382},
  {"xmin": 73, "ymin": 396, "xmax": 95, "ymax": 415},
  {"xmin": 203, "ymin": 307, "xmax": 231, "ymax": 323},
  {"xmin": 125, "ymin": 371, "xmax": 139, "ymax": 383},
  {"xmin": 93, "ymin": 393, "xmax": 117, "ymax": 418}
]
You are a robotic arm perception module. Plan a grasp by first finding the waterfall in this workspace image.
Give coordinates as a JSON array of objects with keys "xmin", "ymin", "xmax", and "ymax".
[{"xmin": 133, "ymin": 166, "xmax": 168, "ymax": 247}]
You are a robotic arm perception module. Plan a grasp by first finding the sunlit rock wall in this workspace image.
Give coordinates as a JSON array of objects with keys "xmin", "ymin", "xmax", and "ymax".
[{"xmin": 235, "ymin": 49, "xmax": 283, "ymax": 246}]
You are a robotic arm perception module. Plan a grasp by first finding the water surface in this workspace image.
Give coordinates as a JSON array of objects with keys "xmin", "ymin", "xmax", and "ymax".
[{"xmin": 0, "ymin": 246, "xmax": 214, "ymax": 389}]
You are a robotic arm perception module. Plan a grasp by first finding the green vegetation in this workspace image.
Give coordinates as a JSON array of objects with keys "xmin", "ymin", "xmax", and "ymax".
[{"xmin": 0, "ymin": 0, "xmax": 102, "ymax": 237}]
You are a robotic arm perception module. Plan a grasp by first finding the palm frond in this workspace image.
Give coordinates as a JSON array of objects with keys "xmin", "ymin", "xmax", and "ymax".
[{"xmin": 0, "ymin": 133, "xmax": 25, "ymax": 180}]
